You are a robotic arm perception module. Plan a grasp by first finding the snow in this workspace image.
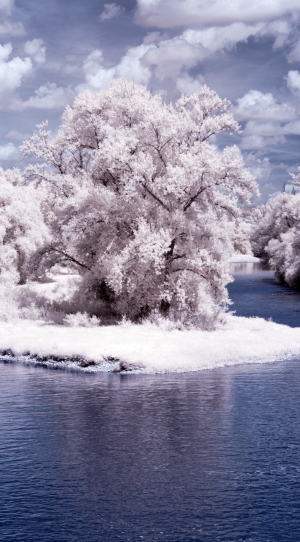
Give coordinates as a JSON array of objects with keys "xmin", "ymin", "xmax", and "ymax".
[
  {"xmin": 1, "ymin": 314, "xmax": 300, "ymax": 374},
  {"xmin": 228, "ymin": 253, "xmax": 260, "ymax": 263}
]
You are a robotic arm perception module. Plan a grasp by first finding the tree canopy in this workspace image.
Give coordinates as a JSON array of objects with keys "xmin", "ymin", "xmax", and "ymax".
[{"xmin": 20, "ymin": 79, "xmax": 258, "ymax": 327}]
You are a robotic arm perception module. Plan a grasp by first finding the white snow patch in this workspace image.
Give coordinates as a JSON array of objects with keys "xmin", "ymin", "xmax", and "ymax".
[
  {"xmin": 228, "ymin": 253, "xmax": 260, "ymax": 263},
  {"xmin": 0, "ymin": 315, "xmax": 300, "ymax": 374}
]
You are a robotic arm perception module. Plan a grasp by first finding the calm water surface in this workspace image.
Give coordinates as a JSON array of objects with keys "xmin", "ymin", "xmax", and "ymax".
[{"xmin": 1, "ymin": 266, "xmax": 300, "ymax": 541}]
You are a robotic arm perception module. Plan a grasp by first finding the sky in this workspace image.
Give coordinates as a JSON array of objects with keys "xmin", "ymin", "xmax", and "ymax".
[{"xmin": 1, "ymin": 0, "xmax": 300, "ymax": 200}]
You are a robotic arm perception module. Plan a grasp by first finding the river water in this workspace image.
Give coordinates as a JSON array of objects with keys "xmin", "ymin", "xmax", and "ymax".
[{"xmin": 1, "ymin": 266, "xmax": 300, "ymax": 541}]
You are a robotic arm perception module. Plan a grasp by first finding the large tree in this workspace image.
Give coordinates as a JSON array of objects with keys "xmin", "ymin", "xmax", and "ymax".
[{"xmin": 22, "ymin": 79, "xmax": 258, "ymax": 327}]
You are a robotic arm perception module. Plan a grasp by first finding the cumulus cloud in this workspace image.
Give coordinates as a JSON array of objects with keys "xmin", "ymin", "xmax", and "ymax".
[
  {"xmin": 95, "ymin": 20, "xmax": 294, "ymax": 85},
  {"xmin": 24, "ymin": 39, "xmax": 46, "ymax": 64},
  {"xmin": 234, "ymin": 90, "xmax": 296, "ymax": 122},
  {"xmin": 82, "ymin": 46, "xmax": 152, "ymax": 89},
  {"xmin": 234, "ymin": 89, "xmax": 300, "ymax": 149},
  {"xmin": 143, "ymin": 37, "xmax": 206, "ymax": 78},
  {"xmin": 135, "ymin": 0, "xmax": 300, "ymax": 29},
  {"xmin": 23, "ymin": 83, "xmax": 75, "ymax": 110},
  {"xmin": 286, "ymin": 70, "xmax": 300, "ymax": 94},
  {"xmin": 99, "ymin": 3, "xmax": 124, "ymax": 22},
  {"xmin": 176, "ymin": 74, "xmax": 205, "ymax": 95},
  {"xmin": 245, "ymin": 153, "xmax": 273, "ymax": 182},
  {"xmin": 0, "ymin": 142, "xmax": 20, "ymax": 160},
  {"xmin": 0, "ymin": 43, "xmax": 32, "ymax": 95},
  {"xmin": 181, "ymin": 21, "xmax": 290, "ymax": 53}
]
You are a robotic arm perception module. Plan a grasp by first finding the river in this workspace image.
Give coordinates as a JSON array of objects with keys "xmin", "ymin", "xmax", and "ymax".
[{"xmin": 1, "ymin": 266, "xmax": 300, "ymax": 541}]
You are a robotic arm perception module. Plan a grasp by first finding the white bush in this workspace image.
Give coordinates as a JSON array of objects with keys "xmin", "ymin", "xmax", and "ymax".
[{"xmin": 63, "ymin": 312, "xmax": 101, "ymax": 327}]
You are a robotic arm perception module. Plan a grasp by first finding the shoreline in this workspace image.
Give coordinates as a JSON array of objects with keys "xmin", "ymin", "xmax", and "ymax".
[{"xmin": 1, "ymin": 314, "xmax": 300, "ymax": 374}]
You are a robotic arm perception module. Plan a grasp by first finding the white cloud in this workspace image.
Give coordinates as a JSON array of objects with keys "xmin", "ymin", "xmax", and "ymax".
[
  {"xmin": 244, "ymin": 120, "xmax": 286, "ymax": 137},
  {"xmin": 245, "ymin": 154, "xmax": 273, "ymax": 183},
  {"xmin": 3, "ymin": 129, "xmax": 30, "ymax": 141},
  {"xmin": 176, "ymin": 74, "xmax": 205, "ymax": 95},
  {"xmin": 100, "ymin": 20, "xmax": 293, "ymax": 85},
  {"xmin": 136, "ymin": 0, "xmax": 300, "ymax": 29},
  {"xmin": 82, "ymin": 46, "xmax": 152, "ymax": 89},
  {"xmin": 240, "ymin": 134, "xmax": 286, "ymax": 149},
  {"xmin": 24, "ymin": 39, "xmax": 46, "ymax": 65},
  {"xmin": 143, "ymin": 31, "xmax": 164, "ymax": 45},
  {"xmin": 183, "ymin": 23, "xmax": 262, "ymax": 53},
  {"xmin": 286, "ymin": 70, "xmax": 300, "ymax": 93},
  {"xmin": 143, "ymin": 37, "xmax": 206, "ymax": 78},
  {"xmin": 0, "ymin": 43, "xmax": 32, "ymax": 95},
  {"xmin": 283, "ymin": 120, "xmax": 300, "ymax": 134},
  {"xmin": 235, "ymin": 90, "xmax": 300, "ymax": 149},
  {"xmin": 287, "ymin": 38, "xmax": 300, "ymax": 62},
  {"xmin": 182, "ymin": 20, "xmax": 291, "ymax": 55},
  {"xmin": 234, "ymin": 90, "xmax": 296, "ymax": 122},
  {"xmin": 0, "ymin": 0, "xmax": 14, "ymax": 14},
  {"xmin": 99, "ymin": 3, "xmax": 124, "ymax": 22},
  {"xmin": 23, "ymin": 83, "xmax": 75, "ymax": 110},
  {"xmin": 0, "ymin": 21, "xmax": 25, "ymax": 36},
  {"xmin": 0, "ymin": 142, "xmax": 20, "ymax": 160}
]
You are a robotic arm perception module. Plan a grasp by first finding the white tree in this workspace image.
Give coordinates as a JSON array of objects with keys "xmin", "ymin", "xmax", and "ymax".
[
  {"xmin": 0, "ymin": 167, "xmax": 49, "ymax": 286},
  {"xmin": 21, "ymin": 79, "xmax": 258, "ymax": 327},
  {"xmin": 251, "ymin": 190, "xmax": 300, "ymax": 288}
]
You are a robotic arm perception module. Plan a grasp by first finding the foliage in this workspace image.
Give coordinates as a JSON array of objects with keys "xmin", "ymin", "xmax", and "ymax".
[
  {"xmin": 0, "ymin": 167, "xmax": 49, "ymax": 286},
  {"xmin": 251, "ymin": 191, "xmax": 300, "ymax": 287},
  {"xmin": 21, "ymin": 79, "xmax": 258, "ymax": 327}
]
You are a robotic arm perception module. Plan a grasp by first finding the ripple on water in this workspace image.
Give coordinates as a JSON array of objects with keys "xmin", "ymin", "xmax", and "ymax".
[{"xmin": 0, "ymin": 358, "xmax": 300, "ymax": 541}]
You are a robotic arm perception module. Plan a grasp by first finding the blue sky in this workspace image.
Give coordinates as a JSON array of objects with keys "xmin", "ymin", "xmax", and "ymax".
[{"xmin": 1, "ymin": 0, "xmax": 300, "ymax": 200}]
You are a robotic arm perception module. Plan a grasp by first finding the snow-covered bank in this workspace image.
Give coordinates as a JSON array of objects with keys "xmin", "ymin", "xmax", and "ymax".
[
  {"xmin": 1, "ymin": 315, "xmax": 300, "ymax": 374},
  {"xmin": 228, "ymin": 254, "xmax": 260, "ymax": 263}
]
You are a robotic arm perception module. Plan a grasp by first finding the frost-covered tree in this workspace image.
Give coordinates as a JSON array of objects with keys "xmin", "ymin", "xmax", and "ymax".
[
  {"xmin": 251, "ymin": 190, "xmax": 300, "ymax": 288},
  {"xmin": 21, "ymin": 79, "xmax": 258, "ymax": 327},
  {"xmin": 0, "ymin": 168, "xmax": 49, "ymax": 286}
]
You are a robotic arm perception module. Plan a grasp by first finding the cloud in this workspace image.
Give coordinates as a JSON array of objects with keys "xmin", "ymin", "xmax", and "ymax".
[
  {"xmin": 96, "ymin": 20, "xmax": 293, "ymax": 84},
  {"xmin": 182, "ymin": 21, "xmax": 287, "ymax": 53},
  {"xmin": 235, "ymin": 89, "xmax": 300, "ymax": 149},
  {"xmin": 234, "ymin": 90, "xmax": 296, "ymax": 122},
  {"xmin": 3, "ymin": 129, "xmax": 30, "ymax": 141},
  {"xmin": 135, "ymin": 0, "xmax": 300, "ymax": 29},
  {"xmin": 99, "ymin": 3, "xmax": 124, "ymax": 22},
  {"xmin": 143, "ymin": 37, "xmax": 206, "ymax": 78},
  {"xmin": 0, "ymin": 43, "xmax": 32, "ymax": 95},
  {"xmin": 82, "ymin": 46, "xmax": 152, "ymax": 89},
  {"xmin": 23, "ymin": 83, "xmax": 75, "ymax": 110},
  {"xmin": 286, "ymin": 70, "xmax": 300, "ymax": 93},
  {"xmin": 287, "ymin": 38, "xmax": 300, "ymax": 62},
  {"xmin": 0, "ymin": 142, "xmax": 20, "ymax": 160},
  {"xmin": 283, "ymin": 120, "xmax": 300, "ymax": 134},
  {"xmin": 176, "ymin": 74, "xmax": 205, "ymax": 95},
  {"xmin": 244, "ymin": 153, "xmax": 273, "ymax": 183},
  {"xmin": 0, "ymin": 20, "xmax": 25, "ymax": 36},
  {"xmin": 243, "ymin": 120, "xmax": 286, "ymax": 137},
  {"xmin": 24, "ymin": 39, "xmax": 46, "ymax": 64},
  {"xmin": 240, "ymin": 134, "xmax": 286, "ymax": 149},
  {"xmin": 0, "ymin": 0, "xmax": 14, "ymax": 14}
]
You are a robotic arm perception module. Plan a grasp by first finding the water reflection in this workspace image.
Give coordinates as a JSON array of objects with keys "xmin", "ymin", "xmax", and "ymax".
[
  {"xmin": 229, "ymin": 261, "xmax": 264, "ymax": 275},
  {"xmin": 1, "ymin": 361, "xmax": 300, "ymax": 541},
  {"xmin": 228, "ymin": 263, "xmax": 300, "ymax": 327}
]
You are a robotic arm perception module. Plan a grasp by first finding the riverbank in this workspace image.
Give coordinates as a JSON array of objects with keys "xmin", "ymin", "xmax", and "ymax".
[{"xmin": 1, "ymin": 314, "xmax": 300, "ymax": 373}]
